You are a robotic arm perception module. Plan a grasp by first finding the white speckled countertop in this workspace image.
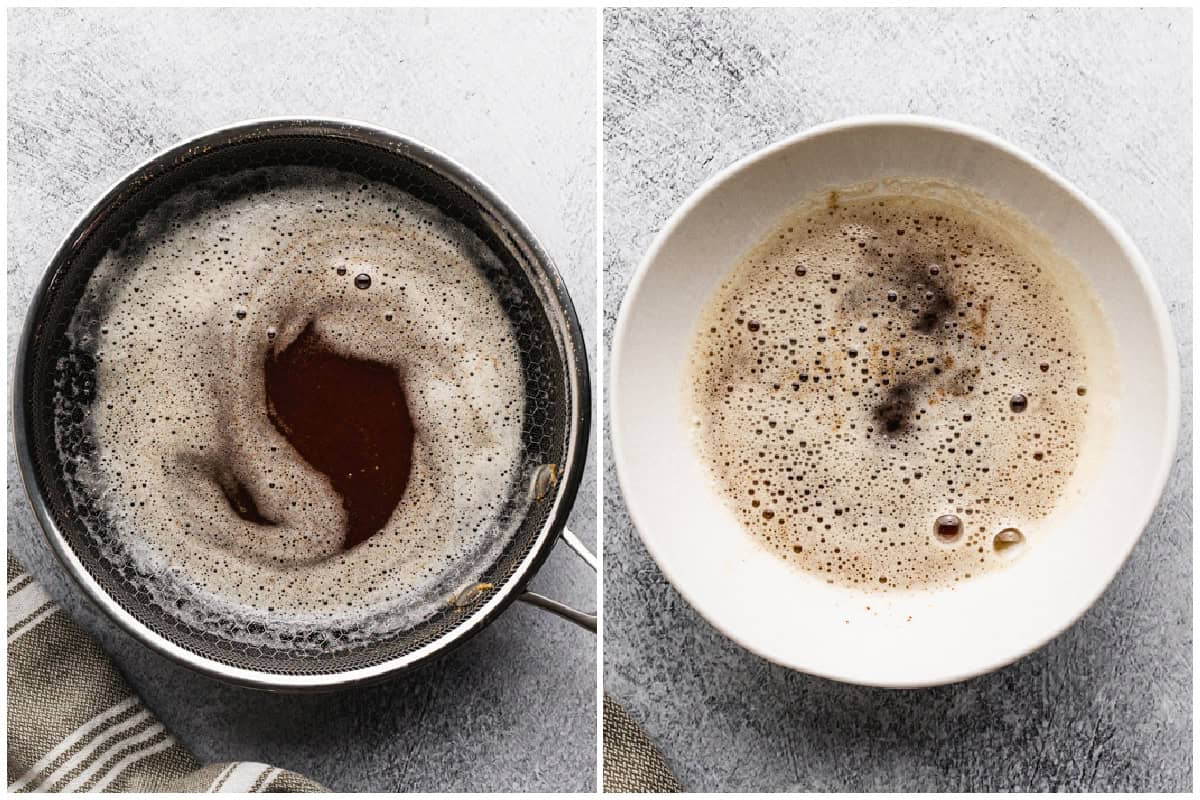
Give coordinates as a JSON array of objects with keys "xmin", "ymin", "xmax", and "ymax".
[
  {"xmin": 8, "ymin": 8, "xmax": 596, "ymax": 792},
  {"xmin": 602, "ymin": 7, "xmax": 1191, "ymax": 791}
]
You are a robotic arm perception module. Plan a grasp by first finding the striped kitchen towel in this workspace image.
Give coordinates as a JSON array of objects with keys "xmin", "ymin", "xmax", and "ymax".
[{"xmin": 7, "ymin": 552, "xmax": 325, "ymax": 793}]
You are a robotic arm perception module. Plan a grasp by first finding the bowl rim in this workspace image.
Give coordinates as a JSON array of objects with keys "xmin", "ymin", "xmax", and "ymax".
[
  {"xmin": 609, "ymin": 113, "xmax": 1181, "ymax": 687},
  {"xmin": 12, "ymin": 116, "xmax": 592, "ymax": 691}
]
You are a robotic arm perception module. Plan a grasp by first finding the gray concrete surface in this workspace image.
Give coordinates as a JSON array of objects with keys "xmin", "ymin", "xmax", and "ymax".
[
  {"xmin": 603, "ymin": 8, "xmax": 1191, "ymax": 792},
  {"xmin": 8, "ymin": 8, "xmax": 596, "ymax": 792}
]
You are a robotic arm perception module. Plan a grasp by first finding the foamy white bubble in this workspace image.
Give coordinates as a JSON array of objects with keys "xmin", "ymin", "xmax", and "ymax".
[
  {"xmin": 63, "ymin": 166, "xmax": 526, "ymax": 647},
  {"xmin": 687, "ymin": 180, "xmax": 1115, "ymax": 591}
]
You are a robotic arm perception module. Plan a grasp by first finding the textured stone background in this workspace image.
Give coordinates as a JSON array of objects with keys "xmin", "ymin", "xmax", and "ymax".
[
  {"xmin": 603, "ymin": 8, "xmax": 1191, "ymax": 792},
  {"xmin": 8, "ymin": 8, "xmax": 596, "ymax": 792}
]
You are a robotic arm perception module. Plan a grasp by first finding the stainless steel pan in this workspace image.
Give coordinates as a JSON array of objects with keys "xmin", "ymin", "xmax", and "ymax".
[{"xmin": 13, "ymin": 118, "xmax": 594, "ymax": 691}]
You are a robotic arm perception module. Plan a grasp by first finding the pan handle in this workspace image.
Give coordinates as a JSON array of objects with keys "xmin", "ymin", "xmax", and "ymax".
[{"xmin": 518, "ymin": 528, "xmax": 597, "ymax": 632}]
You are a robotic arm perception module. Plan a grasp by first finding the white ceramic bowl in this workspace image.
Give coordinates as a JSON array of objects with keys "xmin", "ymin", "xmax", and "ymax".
[{"xmin": 610, "ymin": 115, "xmax": 1179, "ymax": 687}]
